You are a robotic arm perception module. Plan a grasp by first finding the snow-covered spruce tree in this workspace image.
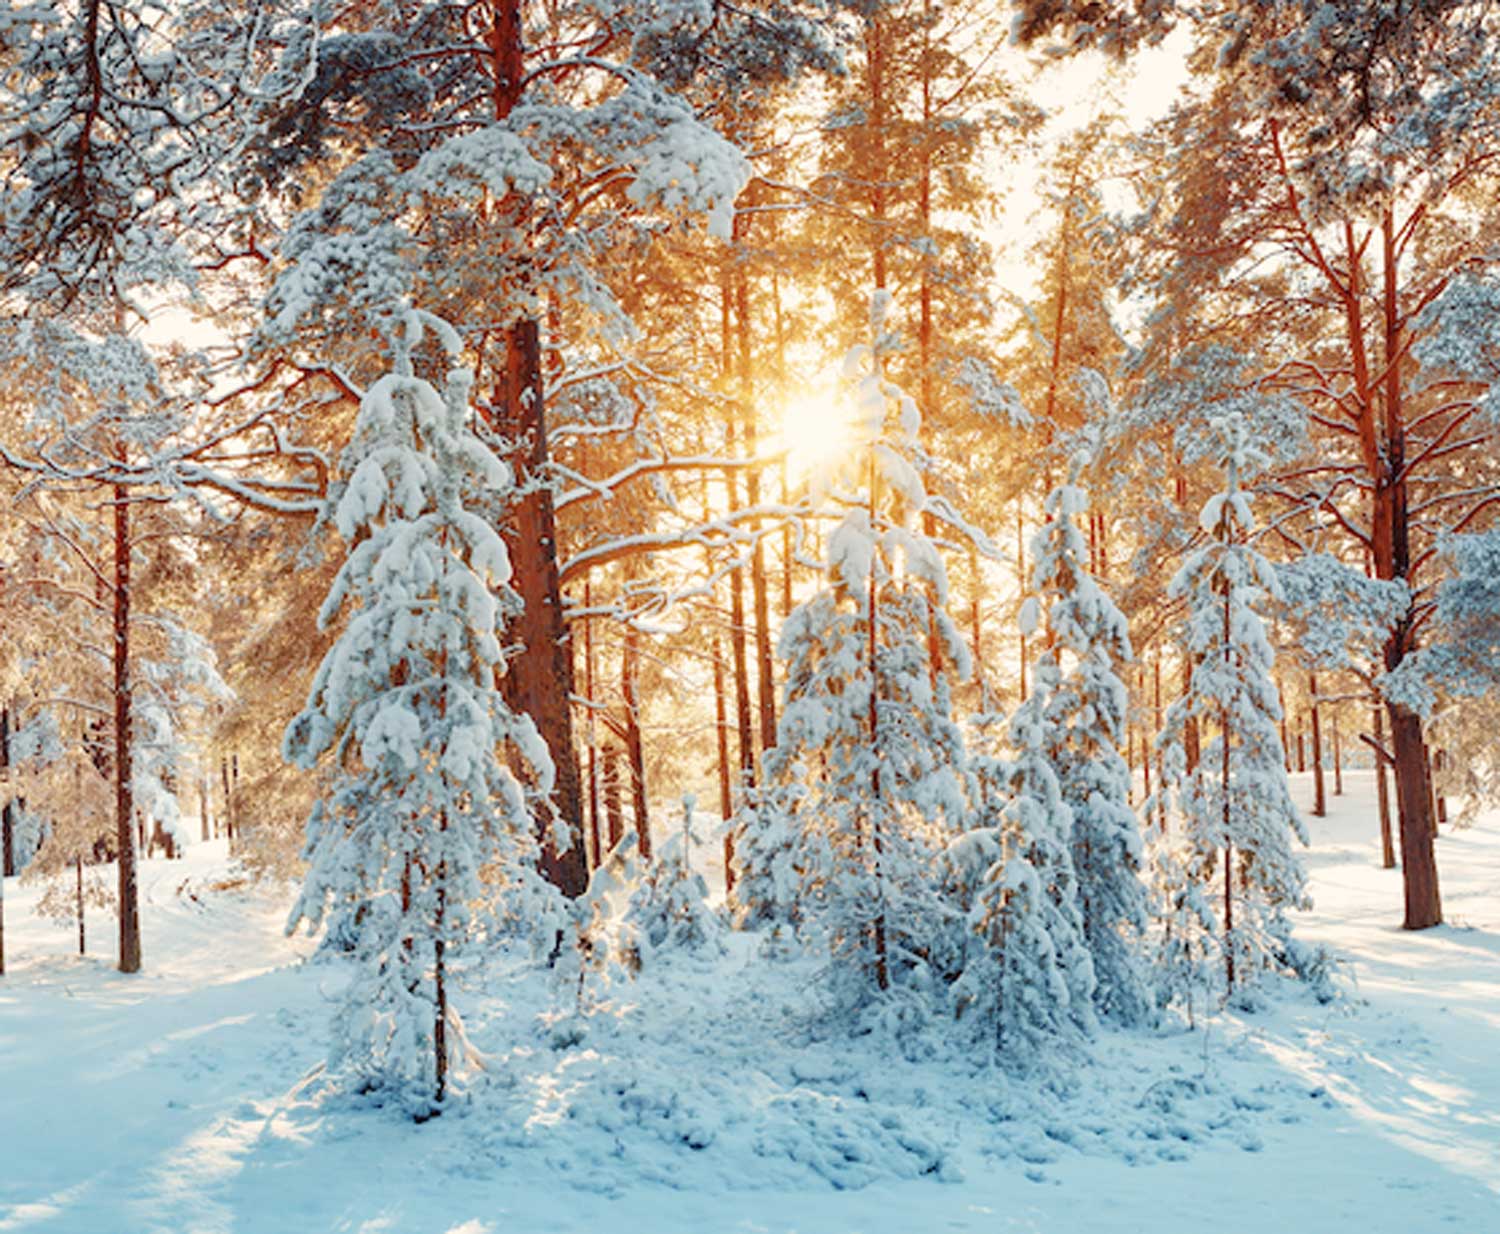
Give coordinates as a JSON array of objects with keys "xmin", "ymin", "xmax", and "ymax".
[
  {"xmin": 620, "ymin": 795, "xmax": 725, "ymax": 968},
  {"xmin": 735, "ymin": 292, "xmax": 971, "ymax": 1009},
  {"xmin": 284, "ymin": 310, "xmax": 560, "ymax": 1116},
  {"xmin": 950, "ymin": 662, "xmax": 1096, "ymax": 1071},
  {"xmin": 1152, "ymin": 417, "xmax": 1309, "ymax": 1000},
  {"xmin": 1031, "ymin": 482, "xmax": 1153, "ymax": 1025}
]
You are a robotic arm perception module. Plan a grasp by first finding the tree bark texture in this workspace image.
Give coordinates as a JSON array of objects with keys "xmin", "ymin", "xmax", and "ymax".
[
  {"xmin": 492, "ymin": 320, "xmax": 587, "ymax": 898},
  {"xmin": 114, "ymin": 481, "xmax": 140, "ymax": 974}
]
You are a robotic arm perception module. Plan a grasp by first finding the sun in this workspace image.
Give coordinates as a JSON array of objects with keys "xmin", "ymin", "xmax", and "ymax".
[{"xmin": 772, "ymin": 388, "xmax": 856, "ymax": 486}]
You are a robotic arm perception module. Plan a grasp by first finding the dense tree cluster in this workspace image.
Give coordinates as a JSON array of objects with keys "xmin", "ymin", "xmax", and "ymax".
[{"xmin": 2, "ymin": 0, "xmax": 1497, "ymax": 1110}]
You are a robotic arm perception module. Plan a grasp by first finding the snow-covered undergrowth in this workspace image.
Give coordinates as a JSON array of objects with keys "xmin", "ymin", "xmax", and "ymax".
[{"xmin": 3, "ymin": 773, "xmax": 1499, "ymax": 1233}]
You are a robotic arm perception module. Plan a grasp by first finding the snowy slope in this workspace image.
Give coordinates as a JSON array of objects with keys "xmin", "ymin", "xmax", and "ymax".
[{"xmin": 1, "ymin": 776, "xmax": 1497, "ymax": 1234}]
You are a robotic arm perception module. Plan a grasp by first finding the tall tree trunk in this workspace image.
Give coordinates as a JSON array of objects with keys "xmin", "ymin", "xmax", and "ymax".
[
  {"xmin": 968, "ymin": 546, "xmax": 983, "ymax": 704},
  {"xmin": 1331, "ymin": 710, "xmax": 1343, "ymax": 796},
  {"xmin": 603, "ymin": 746, "xmax": 623, "ymax": 852},
  {"xmin": 735, "ymin": 250, "xmax": 777, "ymax": 759},
  {"xmin": 866, "ymin": 13, "xmax": 889, "ymax": 292},
  {"xmin": 1016, "ymin": 503, "xmax": 1027, "ymax": 703},
  {"xmin": 865, "ymin": 443, "xmax": 888, "ymax": 992},
  {"xmin": 722, "ymin": 294, "xmax": 756, "ymax": 805},
  {"xmin": 76, "ymin": 854, "xmax": 85, "ymax": 956},
  {"xmin": 1373, "ymin": 705, "xmax": 1396, "ymax": 869},
  {"xmin": 1356, "ymin": 211, "xmax": 1440, "ymax": 927},
  {"xmin": 1152, "ymin": 654, "xmax": 1165, "ymax": 829},
  {"xmin": 1220, "ymin": 563, "xmax": 1235, "ymax": 991},
  {"xmin": 714, "ymin": 629, "xmax": 735, "ymax": 895},
  {"xmin": 915, "ymin": 16, "xmax": 944, "ymax": 686},
  {"xmin": 114, "ymin": 480, "xmax": 140, "ymax": 974},
  {"xmin": 582, "ymin": 582, "xmax": 601, "ymax": 870},
  {"xmin": 485, "ymin": 2, "xmax": 586, "ymax": 899},
  {"xmin": 622, "ymin": 620, "xmax": 650, "ymax": 862},
  {"xmin": 492, "ymin": 320, "xmax": 586, "ymax": 898},
  {"xmin": 1309, "ymin": 672, "xmax": 1325, "ymax": 817},
  {"xmin": 1277, "ymin": 676, "xmax": 1290, "ymax": 771},
  {"xmin": 1, "ymin": 707, "xmax": 11, "ymax": 877},
  {"xmin": 1182, "ymin": 655, "xmax": 1200, "ymax": 776}
]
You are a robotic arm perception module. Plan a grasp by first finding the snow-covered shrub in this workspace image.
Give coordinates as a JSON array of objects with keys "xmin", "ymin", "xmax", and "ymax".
[
  {"xmin": 620, "ymin": 798, "xmax": 726, "ymax": 966},
  {"xmin": 950, "ymin": 676, "xmax": 1096, "ymax": 1073}
]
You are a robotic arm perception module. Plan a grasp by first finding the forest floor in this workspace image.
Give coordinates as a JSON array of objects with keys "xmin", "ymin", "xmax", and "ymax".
[{"xmin": 1, "ymin": 771, "xmax": 1498, "ymax": 1233}]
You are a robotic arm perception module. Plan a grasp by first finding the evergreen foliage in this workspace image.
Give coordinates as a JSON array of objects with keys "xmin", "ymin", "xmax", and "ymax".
[
  {"xmin": 1032, "ymin": 483, "xmax": 1153, "ymax": 1026},
  {"xmin": 735, "ymin": 293, "xmax": 970, "ymax": 1007},
  {"xmin": 1152, "ymin": 418, "xmax": 1309, "ymax": 1000},
  {"xmin": 284, "ymin": 310, "xmax": 561, "ymax": 1113}
]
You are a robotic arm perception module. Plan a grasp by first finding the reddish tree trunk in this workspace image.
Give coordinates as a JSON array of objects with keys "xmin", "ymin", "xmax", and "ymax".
[
  {"xmin": 480, "ymin": 0, "xmax": 587, "ymax": 898},
  {"xmin": 603, "ymin": 747, "xmax": 623, "ymax": 852},
  {"xmin": 492, "ymin": 320, "xmax": 587, "ymax": 897},
  {"xmin": 622, "ymin": 621, "xmax": 650, "ymax": 861},
  {"xmin": 1331, "ymin": 711, "xmax": 1343, "ymax": 796},
  {"xmin": 714, "ymin": 630, "xmax": 735, "ymax": 894},
  {"xmin": 1372, "ymin": 706, "xmax": 1396, "ymax": 869},
  {"xmin": 114, "ymin": 480, "xmax": 140, "ymax": 974},
  {"xmin": 582, "ymin": 586, "xmax": 601, "ymax": 871},
  {"xmin": 866, "ymin": 445, "xmax": 888, "ymax": 992},
  {"xmin": 1309, "ymin": 672, "xmax": 1325, "ymax": 817}
]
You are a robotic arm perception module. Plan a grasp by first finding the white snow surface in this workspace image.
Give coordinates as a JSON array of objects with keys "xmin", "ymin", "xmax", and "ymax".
[{"xmin": 3, "ymin": 773, "xmax": 1499, "ymax": 1232}]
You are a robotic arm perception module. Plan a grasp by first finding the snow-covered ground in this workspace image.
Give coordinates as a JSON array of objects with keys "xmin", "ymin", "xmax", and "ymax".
[{"xmin": 2, "ymin": 772, "xmax": 1497, "ymax": 1233}]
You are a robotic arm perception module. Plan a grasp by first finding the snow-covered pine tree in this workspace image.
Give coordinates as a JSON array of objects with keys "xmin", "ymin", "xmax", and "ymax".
[
  {"xmin": 1152, "ymin": 416, "xmax": 1309, "ymax": 999},
  {"xmin": 735, "ymin": 292, "xmax": 970, "ymax": 1008},
  {"xmin": 1032, "ymin": 481, "xmax": 1153, "ymax": 1025},
  {"xmin": 284, "ymin": 309, "xmax": 560, "ymax": 1115},
  {"xmin": 950, "ymin": 658, "xmax": 1096, "ymax": 1070}
]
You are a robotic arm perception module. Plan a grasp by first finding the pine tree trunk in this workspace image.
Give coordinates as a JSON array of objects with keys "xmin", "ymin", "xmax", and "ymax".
[
  {"xmin": 484, "ymin": 3, "xmax": 586, "ymax": 899},
  {"xmin": 866, "ymin": 444, "xmax": 888, "ymax": 992},
  {"xmin": 1153, "ymin": 654, "xmax": 1165, "ymax": 830},
  {"xmin": 603, "ymin": 747, "xmax": 623, "ymax": 852},
  {"xmin": 114, "ymin": 479, "xmax": 140, "ymax": 974},
  {"xmin": 220, "ymin": 757, "xmax": 231, "ymax": 849},
  {"xmin": 1182, "ymin": 656, "xmax": 1199, "ymax": 776},
  {"xmin": 866, "ymin": 13, "xmax": 889, "ymax": 292},
  {"xmin": 622, "ymin": 620, "xmax": 650, "ymax": 862},
  {"xmin": 492, "ymin": 320, "xmax": 586, "ymax": 898},
  {"xmin": 1357, "ymin": 210, "xmax": 1440, "ymax": 927},
  {"xmin": 1017, "ymin": 504, "xmax": 1027, "ymax": 704},
  {"xmin": 1373, "ymin": 705, "xmax": 1396, "ymax": 869},
  {"xmin": 713, "ymin": 629, "xmax": 735, "ymax": 895},
  {"xmin": 1389, "ymin": 705, "xmax": 1441, "ymax": 927},
  {"xmin": 728, "ymin": 480, "xmax": 755, "ymax": 798},
  {"xmin": 77, "ymin": 855, "xmax": 85, "ymax": 956},
  {"xmin": 1332, "ymin": 711, "xmax": 1343, "ymax": 796},
  {"xmin": 1423, "ymin": 743, "xmax": 1439, "ymax": 836},
  {"xmin": 736, "ymin": 258, "xmax": 777, "ymax": 760},
  {"xmin": 968, "ymin": 546, "xmax": 983, "ymax": 703},
  {"xmin": 1433, "ymin": 748, "xmax": 1447, "ymax": 826},
  {"xmin": 433, "ymin": 932, "xmax": 447, "ymax": 1106},
  {"xmin": 1277, "ymin": 677, "xmax": 1290, "ymax": 771},
  {"xmin": 1221, "ymin": 565, "xmax": 1234, "ymax": 991},
  {"xmin": 1, "ymin": 708, "xmax": 11, "ymax": 877},
  {"xmin": 582, "ymin": 584, "xmax": 601, "ymax": 870},
  {"xmin": 916, "ymin": 34, "xmax": 944, "ymax": 688},
  {"xmin": 1309, "ymin": 672, "xmax": 1326, "ymax": 817}
]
